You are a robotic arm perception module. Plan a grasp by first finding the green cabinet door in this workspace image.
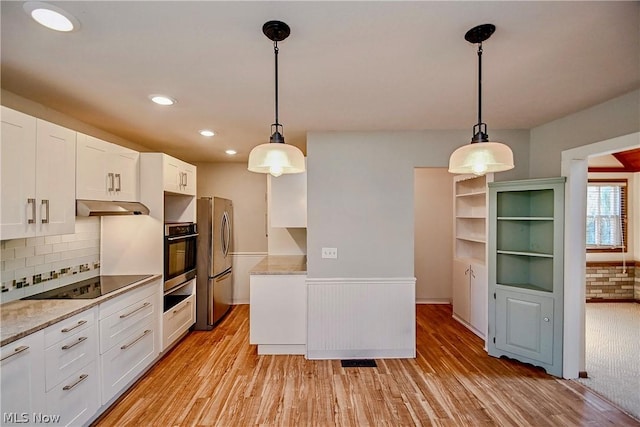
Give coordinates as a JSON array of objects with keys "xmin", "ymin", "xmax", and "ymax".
[{"xmin": 495, "ymin": 288, "xmax": 554, "ymax": 365}]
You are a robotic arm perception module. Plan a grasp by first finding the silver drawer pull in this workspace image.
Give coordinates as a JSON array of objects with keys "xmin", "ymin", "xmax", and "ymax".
[
  {"xmin": 1, "ymin": 345, "xmax": 29, "ymax": 362},
  {"xmin": 119, "ymin": 302, "xmax": 151, "ymax": 319},
  {"xmin": 61, "ymin": 320, "xmax": 87, "ymax": 333},
  {"xmin": 61, "ymin": 336, "xmax": 88, "ymax": 350},
  {"xmin": 41, "ymin": 199, "xmax": 49, "ymax": 224},
  {"xmin": 120, "ymin": 329, "xmax": 151, "ymax": 350},
  {"xmin": 173, "ymin": 300, "xmax": 191, "ymax": 315},
  {"xmin": 62, "ymin": 374, "xmax": 88, "ymax": 391}
]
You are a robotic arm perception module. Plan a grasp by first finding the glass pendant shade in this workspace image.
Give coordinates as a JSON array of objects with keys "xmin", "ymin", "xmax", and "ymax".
[
  {"xmin": 448, "ymin": 141, "xmax": 514, "ymax": 176},
  {"xmin": 248, "ymin": 142, "xmax": 305, "ymax": 177}
]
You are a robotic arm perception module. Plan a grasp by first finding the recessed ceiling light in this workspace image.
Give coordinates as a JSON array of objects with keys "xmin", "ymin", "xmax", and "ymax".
[
  {"xmin": 225, "ymin": 150, "xmax": 237, "ymax": 156},
  {"xmin": 149, "ymin": 95, "xmax": 176, "ymax": 106},
  {"xmin": 199, "ymin": 130, "xmax": 215, "ymax": 137},
  {"xmin": 24, "ymin": 2, "xmax": 79, "ymax": 32}
]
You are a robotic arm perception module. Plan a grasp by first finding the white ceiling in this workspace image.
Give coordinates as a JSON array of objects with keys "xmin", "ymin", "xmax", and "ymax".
[{"xmin": 1, "ymin": 1, "xmax": 639, "ymax": 163}]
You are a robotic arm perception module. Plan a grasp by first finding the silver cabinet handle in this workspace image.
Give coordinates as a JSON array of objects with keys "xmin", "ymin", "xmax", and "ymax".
[
  {"xmin": 464, "ymin": 267, "xmax": 470, "ymax": 275},
  {"xmin": 119, "ymin": 302, "xmax": 151, "ymax": 319},
  {"xmin": 41, "ymin": 199, "xmax": 49, "ymax": 224},
  {"xmin": 120, "ymin": 329, "xmax": 151, "ymax": 350},
  {"xmin": 107, "ymin": 173, "xmax": 115, "ymax": 191},
  {"xmin": 183, "ymin": 172, "xmax": 187, "ymax": 188},
  {"xmin": 1, "ymin": 345, "xmax": 29, "ymax": 362},
  {"xmin": 61, "ymin": 336, "xmax": 88, "ymax": 350},
  {"xmin": 62, "ymin": 374, "xmax": 88, "ymax": 391},
  {"xmin": 61, "ymin": 320, "xmax": 87, "ymax": 333},
  {"xmin": 173, "ymin": 300, "xmax": 191, "ymax": 315},
  {"xmin": 27, "ymin": 198, "xmax": 36, "ymax": 224},
  {"xmin": 544, "ymin": 317, "xmax": 550, "ymax": 322},
  {"xmin": 470, "ymin": 268, "xmax": 476, "ymax": 279},
  {"xmin": 115, "ymin": 173, "xmax": 121, "ymax": 192}
]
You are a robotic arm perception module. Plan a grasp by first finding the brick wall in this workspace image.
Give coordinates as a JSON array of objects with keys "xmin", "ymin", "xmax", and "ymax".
[{"xmin": 586, "ymin": 262, "xmax": 636, "ymax": 301}]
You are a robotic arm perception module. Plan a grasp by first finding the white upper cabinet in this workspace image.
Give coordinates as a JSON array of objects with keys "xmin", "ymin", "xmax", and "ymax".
[
  {"xmin": 268, "ymin": 162, "xmax": 307, "ymax": 228},
  {"xmin": 162, "ymin": 154, "xmax": 196, "ymax": 195},
  {"xmin": 76, "ymin": 133, "xmax": 139, "ymax": 202},
  {"xmin": 1, "ymin": 106, "xmax": 76, "ymax": 239}
]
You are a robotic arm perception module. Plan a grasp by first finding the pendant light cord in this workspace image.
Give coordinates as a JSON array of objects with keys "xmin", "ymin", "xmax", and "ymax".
[
  {"xmin": 477, "ymin": 42, "xmax": 483, "ymax": 126},
  {"xmin": 274, "ymin": 40, "xmax": 280, "ymax": 127}
]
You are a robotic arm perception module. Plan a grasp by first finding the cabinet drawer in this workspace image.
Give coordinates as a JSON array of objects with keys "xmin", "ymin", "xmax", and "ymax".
[
  {"xmin": 45, "ymin": 307, "xmax": 96, "ymax": 348},
  {"xmin": 45, "ymin": 360, "xmax": 100, "ymax": 427},
  {"xmin": 100, "ymin": 292, "xmax": 157, "ymax": 353},
  {"xmin": 99, "ymin": 280, "xmax": 158, "ymax": 320},
  {"xmin": 45, "ymin": 327, "xmax": 98, "ymax": 391},
  {"xmin": 100, "ymin": 320, "xmax": 157, "ymax": 405},
  {"xmin": 163, "ymin": 293, "xmax": 195, "ymax": 349}
]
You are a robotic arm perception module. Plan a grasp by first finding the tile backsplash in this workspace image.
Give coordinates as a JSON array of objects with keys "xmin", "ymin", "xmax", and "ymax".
[{"xmin": 1, "ymin": 217, "xmax": 101, "ymax": 303}]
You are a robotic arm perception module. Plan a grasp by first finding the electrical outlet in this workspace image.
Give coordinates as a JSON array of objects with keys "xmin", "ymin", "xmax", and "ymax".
[{"xmin": 321, "ymin": 247, "xmax": 338, "ymax": 259}]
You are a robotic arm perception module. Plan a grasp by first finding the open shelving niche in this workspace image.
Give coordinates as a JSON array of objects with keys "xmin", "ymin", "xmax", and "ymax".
[{"xmin": 452, "ymin": 173, "xmax": 493, "ymax": 339}]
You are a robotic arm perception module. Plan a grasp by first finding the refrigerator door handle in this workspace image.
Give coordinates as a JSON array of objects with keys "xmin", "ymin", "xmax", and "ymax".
[
  {"xmin": 223, "ymin": 211, "xmax": 231, "ymax": 257},
  {"xmin": 220, "ymin": 212, "xmax": 227, "ymax": 255}
]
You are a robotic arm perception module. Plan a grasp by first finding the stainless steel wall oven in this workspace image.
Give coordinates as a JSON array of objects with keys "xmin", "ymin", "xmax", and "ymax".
[{"xmin": 164, "ymin": 222, "xmax": 197, "ymax": 292}]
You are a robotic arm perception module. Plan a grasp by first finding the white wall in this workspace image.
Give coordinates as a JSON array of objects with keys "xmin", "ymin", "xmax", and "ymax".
[
  {"xmin": 305, "ymin": 129, "xmax": 529, "ymax": 359},
  {"xmin": 530, "ymin": 90, "xmax": 640, "ymax": 178},
  {"xmin": 195, "ymin": 162, "xmax": 268, "ymax": 304},
  {"xmin": 307, "ymin": 129, "xmax": 529, "ymax": 279},
  {"xmin": 414, "ymin": 168, "xmax": 453, "ymax": 303}
]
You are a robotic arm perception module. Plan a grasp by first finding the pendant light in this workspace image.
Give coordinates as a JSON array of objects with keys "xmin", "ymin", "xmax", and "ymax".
[
  {"xmin": 448, "ymin": 24, "xmax": 514, "ymax": 176},
  {"xmin": 248, "ymin": 20, "xmax": 305, "ymax": 177}
]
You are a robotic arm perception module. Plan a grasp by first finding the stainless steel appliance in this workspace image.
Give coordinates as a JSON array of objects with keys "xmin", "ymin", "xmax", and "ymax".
[
  {"xmin": 195, "ymin": 197, "xmax": 233, "ymax": 329},
  {"xmin": 164, "ymin": 222, "xmax": 198, "ymax": 293}
]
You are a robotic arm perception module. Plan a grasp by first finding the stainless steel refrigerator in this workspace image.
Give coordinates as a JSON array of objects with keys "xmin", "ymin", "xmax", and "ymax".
[{"xmin": 195, "ymin": 197, "xmax": 233, "ymax": 329}]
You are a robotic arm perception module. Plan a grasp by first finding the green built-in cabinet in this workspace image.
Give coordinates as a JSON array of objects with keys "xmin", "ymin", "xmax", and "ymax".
[{"xmin": 488, "ymin": 177, "xmax": 565, "ymax": 377}]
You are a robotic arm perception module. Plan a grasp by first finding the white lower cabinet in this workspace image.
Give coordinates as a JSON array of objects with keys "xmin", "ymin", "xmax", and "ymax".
[
  {"xmin": 45, "ymin": 360, "xmax": 100, "ymax": 427},
  {"xmin": 99, "ymin": 280, "xmax": 161, "ymax": 405},
  {"xmin": 43, "ymin": 307, "xmax": 99, "ymax": 427},
  {"xmin": 249, "ymin": 274, "xmax": 306, "ymax": 355},
  {"xmin": 0, "ymin": 331, "xmax": 46, "ymax": 425},
  {"xmin": 163, "ymin": 293, "xmax": 195, "ymax": 350},
  {"xmin": 452, "ymin": 259, "xmax": 487, "ymax": 339},
  {"xmin": 100, "ymin": 319, "xmax": 156, "ymax": 404}
]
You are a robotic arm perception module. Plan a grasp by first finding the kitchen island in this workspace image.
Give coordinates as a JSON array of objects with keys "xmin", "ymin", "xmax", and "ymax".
[{"xmin": 249, "ymin": 255, "xmax": 307, "ymax": 355}]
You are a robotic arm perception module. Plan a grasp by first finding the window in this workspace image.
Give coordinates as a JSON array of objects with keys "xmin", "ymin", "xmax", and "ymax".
[{"xmin": 586, "ymin": 179, "xmax": 627, "ymax": 252}]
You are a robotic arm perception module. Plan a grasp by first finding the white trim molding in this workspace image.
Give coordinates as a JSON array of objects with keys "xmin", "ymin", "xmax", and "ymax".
[{"xmin": 306, "ymin": 277, "xmax": 416, "ymax": 360}]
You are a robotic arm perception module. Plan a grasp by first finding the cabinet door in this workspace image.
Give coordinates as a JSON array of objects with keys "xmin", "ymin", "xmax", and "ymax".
[
  {"xmin": 268, "ymin": 166, "xmax": 307, "ymax": 228},
  {"xmin": 36, "ymin": 120, "xmax": 76, "ymax": 236},
  {"xmin": 0, "ymin": 332, "xmax": 45, "ymax": 423},
  {"xmin": 1, "ymin": 107, "xmax": 37, "ymax": 239},
  {"xmin": 181, "ymin": 162, "xmax": 197, "ymax": 196},
  {"xmin": 76, "ymin": 134, "xmax": 110, "ymax": 200},
  {"xmin": 162, "ymin": 156, "xmax": 181, "ymax": 193},
  {"xmin": 494, "ymin": 288, "xmax": 554, "ymax": 365},
  {"xmin": 45, "ymin": 360, "xmax": 100, "ymax": 427},
  {"xmin": 451, "ymin": 259, "xmax": 470, "ymax": 323},
  {"xmin": 112, "ymin": 147, "xmax": 139, "ymax": 201},
  {"xmin": 469, "ymin": 263, "xmax": 487, "ymax": 337}
]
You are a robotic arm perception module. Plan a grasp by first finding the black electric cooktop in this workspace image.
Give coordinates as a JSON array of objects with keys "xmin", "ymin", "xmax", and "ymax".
[{"xmin": 23, "ymin": 275, "xmax": 153, "ymax": 300}]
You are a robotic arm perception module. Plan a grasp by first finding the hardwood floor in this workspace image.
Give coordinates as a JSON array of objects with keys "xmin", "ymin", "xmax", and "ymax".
[{"xmin": 94, "ymin": 304, "xmax": 639, "ymax": 426}]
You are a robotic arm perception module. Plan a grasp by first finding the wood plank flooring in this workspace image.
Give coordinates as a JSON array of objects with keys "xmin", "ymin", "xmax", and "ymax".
[{"xmin": 93, "ymin": 304, "xmax": 639, "ymax": 426}]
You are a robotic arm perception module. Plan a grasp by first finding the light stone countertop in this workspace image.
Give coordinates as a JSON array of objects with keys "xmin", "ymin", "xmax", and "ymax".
[
  {"xmin": 0, "ymin": 274, "xmax": 161, "ymax": 347},
  {"xmin": 249, "ymin": 255, "xmax": 307, "ymax": 275}
]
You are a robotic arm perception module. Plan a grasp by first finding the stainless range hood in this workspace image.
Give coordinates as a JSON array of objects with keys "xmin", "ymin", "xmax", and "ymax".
[{"xmin": 76, "ymin": 200, "xmax": 150, "ymax": 217}]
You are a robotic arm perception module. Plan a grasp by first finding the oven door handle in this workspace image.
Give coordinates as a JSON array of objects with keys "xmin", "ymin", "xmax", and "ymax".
[{"xmin": 166, "ymin": 233, "xmax": 199, "ymax": 241}]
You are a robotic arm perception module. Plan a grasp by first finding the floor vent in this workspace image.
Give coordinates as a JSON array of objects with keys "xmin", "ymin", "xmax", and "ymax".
[{"xmin": 341, "ymin": 359, "xmax": 377, "ymax": 368}]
